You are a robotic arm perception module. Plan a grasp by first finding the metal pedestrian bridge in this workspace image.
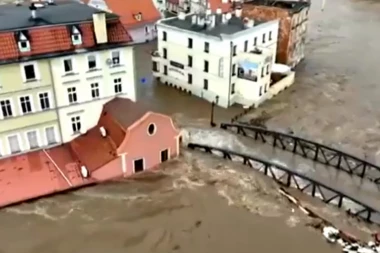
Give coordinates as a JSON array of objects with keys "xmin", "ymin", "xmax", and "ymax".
[{"xmin": 187, "ymin": 122, "xmax": 380, "ymax": 225}]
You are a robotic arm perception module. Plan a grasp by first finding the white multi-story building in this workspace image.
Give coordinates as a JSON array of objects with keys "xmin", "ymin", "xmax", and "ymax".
[
  {"xmin": 152, "ymin": 8, "xmax": 282, "ymax": 108},
  {"xmin": 51, "ymin": 47, "xmax": 136, "ymax": 143}
]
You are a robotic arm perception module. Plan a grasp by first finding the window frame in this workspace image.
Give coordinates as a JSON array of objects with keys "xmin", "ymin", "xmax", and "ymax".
[
  {"xmin": 63, "ymin": 58, "xmax": 74, "ymax": 74},
  {"xmin": 111, "ymin": 50, "xmax": 121, "ymax": 66},
  {"xmin": 71, "ymin": 116, "xmax": 82, "ymax": 134},
  {"xmin": 114, "ymin": 78, "xmax": 122, "ymax": 94},
  {"xmin": 18, "ymin": 94, "xmax": 33, "ymax": 115},
  {"xmin": 38, "ymin": 91, "xmax": 51, "ymax": 111},
  {"xmin": 67, "ymin": 87, "xmax": 78, "ymax": 104},
  {"xmin": 87, "ymin": 54, "xmax": 98, "ymax": 70},
  {"xmin": 0, "ymin": 98, "xmax": 14, "ymax": 119},
  {"xmin": 25, "ymin": 129, "xmax": 41, "ymax": 150},
  {"xmin": 91, "ymin": 82, "xmax": 100, "ymax": 98},
  {"xmin": 20, "ymin": 62, "xmax": 40, "ymax": 82},
  {"xmin": 6, "ymin": 133, "xmax": 22, "ymax": 154},
  {"xmin": 44, "ymin": 125, "xmax": 58, "ymax": 145}
]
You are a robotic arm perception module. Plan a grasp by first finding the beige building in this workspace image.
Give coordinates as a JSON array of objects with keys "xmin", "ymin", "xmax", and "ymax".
[
  {"xmin": 0, "ymin": 60, "xmax": 60, "ymax": 156},
  {"xmin": 0, "ymin": 1, "xmax": 135, "ymax": 157}
]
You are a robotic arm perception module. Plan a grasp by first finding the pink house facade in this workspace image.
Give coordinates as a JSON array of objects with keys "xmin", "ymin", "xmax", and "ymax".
[{"xmin": 0, "ymin": 98, "xmax": 180, "ymax": 208}]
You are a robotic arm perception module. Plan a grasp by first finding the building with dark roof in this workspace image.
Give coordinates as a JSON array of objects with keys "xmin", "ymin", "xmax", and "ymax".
[
  {"xmin": 0, "ymin": 0, "xmax": 137, "ymax": 159},
  {"xmin": 152, "ymin": 7, "xmax": 281, "ymax": 108}
]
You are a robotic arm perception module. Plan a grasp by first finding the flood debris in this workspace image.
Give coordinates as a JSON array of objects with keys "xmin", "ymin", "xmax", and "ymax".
[{"xmin": 278, "ymin": 187, "xmax": 380, "ymax": 253}]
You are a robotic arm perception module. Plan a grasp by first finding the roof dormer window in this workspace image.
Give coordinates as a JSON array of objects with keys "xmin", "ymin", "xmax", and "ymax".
[
  {"xmin": 17, "ymin": 32, "xmax": 30, "ymax": 52},
  {"xmin": 71, "ymin": 26, "xmax": 82, "ymax": 46}
]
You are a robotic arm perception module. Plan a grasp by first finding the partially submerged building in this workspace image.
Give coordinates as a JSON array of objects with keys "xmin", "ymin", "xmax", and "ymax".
[
  {"xmin": 152, "ymin": 7, "xmax": 294, "ymax": 108},
  {"xmin": 0, "ymin": 97, "xmax": 180, "ymax": 208},
  {"xmin": 242, "ymin": 0, "xmax": 310, "ymax": 68},
  {"xmin": 0, "ymin": 0, "xmax": 136, "ymax": 155}
]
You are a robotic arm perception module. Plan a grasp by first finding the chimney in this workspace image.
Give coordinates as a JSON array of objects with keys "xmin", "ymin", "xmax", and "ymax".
[
  {"xmin": 207, "ymin": 14, "xmax": 216, "ymax": 29},
  {"xmin": 191, "ymin": 14, "xmax": 197, "ymax": 24},
  {"xmin": 29, "ymin": 3, "xmax": 37, "ymax": 19},
  {"xmin": 226, "ymin": 12, "xmax": 232, "ymax": 21},
  {"xmin": 216, "ymin": 8, "xmax": 222, "ymax": 15},
  {"xmin": 178, "ymin": 11, "xmax": 186, "ymax": 20},
  {"xmin": 92, "ymin": 12, "xmax": 108, "ymax": 44},
  {"xmin": 222, "ymin": 13, "xmax": 227, "ymax": 24},
  {"xmin": 235, "ymin": 7, "xmax": 242, "ymax": 18}
]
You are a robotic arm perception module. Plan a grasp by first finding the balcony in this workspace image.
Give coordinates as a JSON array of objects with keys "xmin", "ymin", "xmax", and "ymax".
[{"xmin": 151, "ymin": 50, "xmax": 161, "ymax": 60}]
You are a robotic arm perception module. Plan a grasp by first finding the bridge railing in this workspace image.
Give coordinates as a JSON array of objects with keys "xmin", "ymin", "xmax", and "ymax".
[
  {"xmin": 188, "ymin": 143, "xmax": 380, "ymax": 225},
  {"xmin": 220, "ymin": 122, "xmax": 380, "ymax": 184}
]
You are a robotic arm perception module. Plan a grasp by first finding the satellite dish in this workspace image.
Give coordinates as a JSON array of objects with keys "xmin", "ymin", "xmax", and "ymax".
[{"xmin": 105, "ymin": 58, "xmax": 112, "ymax": 66}]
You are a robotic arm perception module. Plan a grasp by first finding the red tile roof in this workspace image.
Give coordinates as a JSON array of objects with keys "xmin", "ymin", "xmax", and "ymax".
[
  {"xmin": 99, "ymin": 0, "xmax": 161, "ymax": 27},
  {"xmin": 209, "ymin": 0, "xmax": 232, "ymax": 12},
  {"xmin": 0, "ymin": 146, "xmax": 83, "ymax": 207},
  {"xmin": 69, "ymin": 98, "xmax": 150, "ymax": 173},
  {"xmin": 0, "ymin": 20, "xmax": 132, "ymax": 62}
]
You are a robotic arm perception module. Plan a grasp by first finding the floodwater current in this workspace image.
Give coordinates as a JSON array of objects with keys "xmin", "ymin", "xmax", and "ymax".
[{"xmin": 2, "ymin": 0, "xmax": 380, "ymax": 252}]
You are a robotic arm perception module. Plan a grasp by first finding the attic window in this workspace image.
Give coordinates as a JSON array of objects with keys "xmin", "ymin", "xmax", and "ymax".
[
  {"xmin": 18, "ymin": 32, "xmax": 30, "ymax": 52},
  {"xmin": 133, "ymin": 12, "xmax": 142, "ymax": 21},
  {"xmin": 71, "ymin": 26, "xmax": 82, "ymax": 46}
]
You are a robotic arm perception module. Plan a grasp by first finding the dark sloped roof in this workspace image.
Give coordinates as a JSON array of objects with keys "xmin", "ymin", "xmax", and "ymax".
[{"xmin": 103, "ymin": 97, "xmax": 150, "ymax": 130}]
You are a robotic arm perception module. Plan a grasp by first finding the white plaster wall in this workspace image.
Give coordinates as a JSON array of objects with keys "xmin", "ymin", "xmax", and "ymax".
[
  {"xmin": 50, "ymin": 46, "xmax": 137, "ymax": 143},
  {"xmin": 155, "ymin": 18, "xmax": 279, "ymax": 108},
  {"xmin": 128, "ymin": 23, "xmax": 158, "ymax": 44}
]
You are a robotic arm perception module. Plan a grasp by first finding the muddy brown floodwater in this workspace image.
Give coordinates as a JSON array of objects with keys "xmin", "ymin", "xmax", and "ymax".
[{"xmin": 2, "ymin": 0, "xmax": 380, "ymax": 252}]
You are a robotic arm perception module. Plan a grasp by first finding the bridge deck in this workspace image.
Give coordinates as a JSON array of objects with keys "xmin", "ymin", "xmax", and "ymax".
[{"xmin": 236, "ymin": 135, "xmax": 380, "ymax": 211}]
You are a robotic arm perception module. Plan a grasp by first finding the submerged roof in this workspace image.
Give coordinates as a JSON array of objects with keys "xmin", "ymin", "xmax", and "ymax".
[
  {"xmin": 161, "ymin": 13, "xmax": 265, "ymax": 37},
  {"xmin": 70, "ymin": 97, "xmax": 151, "ymax": 172},
  {"xmin": 0, "ymin": 1, "xmax": 118, "ymax": 31}
]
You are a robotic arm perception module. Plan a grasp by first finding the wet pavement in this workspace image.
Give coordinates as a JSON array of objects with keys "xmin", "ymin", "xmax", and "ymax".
[{"xmin": 3, "ymin": 0, "xmax": 380, "ymax": 251}]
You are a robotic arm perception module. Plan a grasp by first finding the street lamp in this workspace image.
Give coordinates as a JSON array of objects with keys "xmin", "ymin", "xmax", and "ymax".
[{"xmin": 210, "ymin": 95, "xmax": 219, "ymax": 127}]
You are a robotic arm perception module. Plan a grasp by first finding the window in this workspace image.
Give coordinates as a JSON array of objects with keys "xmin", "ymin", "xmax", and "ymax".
[
  {"xmin": 163, "ymin": 31, "xmax": 167, "ymax": 41},
  {"xmin": 244, "ymin": 40, "xmax": 248, "ymax": 52},
  {"xmin": 266, "ymin": 65, "xmax": 269, "ymax": 75},
  {"xmin": 71, "ymin": 116, "xmax": 81, "ymax": 133},
  {"xmin": 39, "ymin": 92, "xmax": 50, "ymax": 110},
  {"xmin": 262, "ymin": 34, "xmax": 266, "ymax": 43},
  {"xmin": 91, "ymin": 83, "xmax": 100, "ymax": 98},
  {"xmin": 45, "ymin": 126, "xmax": 57, "ymax": 145},
  {"xmin": 152, "ymin": 61, "xmax": 158, "ymax": 72},
  {"xmin": 204, "ymin": 42, "xmax": 209, "ymax": 53},
  {"xmin": 188, "ymin": 55, "xmax": 193, "ymax": 67},
  {"xmin": 67, "ymin": 87, "xmax": 77, "ymax": 104},
  {"xmin": 188, "ymin": 38, "xmax": 193, "ymax": 48},
  {"xmin": 63, "ymin": 59, "xmax": 73, "ymax": 73},
  {"xmin": 232, "ymin": 64, "xmax": 236, "ymax": 76},
  {"xmin": 269, "ymin": 31, "xmax": 273, "ymax": 41},
  {"xmin": 259, "ymin": 86, "xmax": 262, "ymax": 96},
  {"xmin": 261, "ymin": 67, "xmax": 264, "ymax": 78},
  {"xmin": 114, "ymin": 78, "xmax": 122, "ymax": 94},
  {"xmin": 164, "ymin": 65, "xmax": 168, "ymax": 75},
  {"xmin": 161, "ymin": 149, "xmax": 169, "ymax": 162},
  {"xmin": 148, "ymin": 123, "xmax": 156, "ymax": 135},
  {"xmin": 8, "ymin": 135, "xmax": 21, "ymax": 154},
  {"xmin": 19, "ymin": 96, "xmax": 32, "ymax": 114},
  {"xmin": 18, "ymin": 41, "xmax": 30, "ymax": 52},
  {"xmin": 163, "ymin": 48, "xmax": 167, "ymax": 59},
  {"xmin": 233, "ymin": 45, "xmax": 237, "ymax": 56},
  {"xmin": 204, "ymin": 60, "xmax": 209, "ymax": 72},
  {"xmin": 0, "ymin": 99, "xmax": 12, "ymax": 118},
  {"xmin": 231, "ymin": 83, "xmax": 235, "ymax": 94},
  {"xmin": 254, "ymin": 37, "xmax": 257, "ymax": 46},
  {"xmin": 134, "ymin": 159, "xmax": 144, "ymax": 173},
  {"xmin": 26, "ymin": 130, "xmax": 39, "ymax": 149},
  {"xmin": 23, "ymin": 64, "xmax": 36, "ymax": 81},
  {"xmin": 111, "ymin": 51, "xmax": 120, "ymax": 65},
  {"xmin": 87, "ymin": 55, "xmax": 97, "ymax": 70},
  {"xmin": 188, "ymin": 74, "xmax": 192, "ymax": 84},
  {"xmin": 71, "ymin": 26, "xmax": 82, "ymax": 45},
  {"xmin": 145, "ymin": 26, "xmax": 149, "ymax": 34},
  {"xmin": 18, "ymin": 32, "xmax": 30, "ymax": 52},
  {"xmin": 203, "ymin": 79, "xmax": 208, "ymax": 90}
]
